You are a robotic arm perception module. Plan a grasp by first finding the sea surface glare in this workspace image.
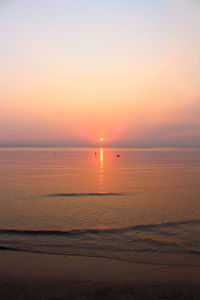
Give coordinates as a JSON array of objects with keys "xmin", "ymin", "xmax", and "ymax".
[{"xmin": 0, "ymin": 147, "xmax": 200, "ymax": 267}]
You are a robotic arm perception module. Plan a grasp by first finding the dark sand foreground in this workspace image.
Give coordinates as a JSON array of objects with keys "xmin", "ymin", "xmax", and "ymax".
[{"xmin": 0, "ymin": 250, "xmax": 200, "ymax": 299}]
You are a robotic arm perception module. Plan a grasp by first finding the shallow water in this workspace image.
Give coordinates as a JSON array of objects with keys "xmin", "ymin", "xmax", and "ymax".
[{"xmin": 0, "ymin": 147, "xmax": 200, "ymax": 266}]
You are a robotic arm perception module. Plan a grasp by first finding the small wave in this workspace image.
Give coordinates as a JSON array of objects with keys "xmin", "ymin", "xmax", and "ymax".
[
  {"xmin": 46, "ymin": 192, "xmax": 125, "ymax": 197},
  {"xmin": 0, "ymin": 219, "xmax": 199, "ymax": 237},
  {"xmin": 126, "ymin": 219, "xmax": 200, "ymax": 231},
  {"xmin": 0, "ymin": 246, "xmax": 19, "ymax": 251},
  {"xmin": 0, "ymin": 246, "xmax": 199, "ymax": 267}
]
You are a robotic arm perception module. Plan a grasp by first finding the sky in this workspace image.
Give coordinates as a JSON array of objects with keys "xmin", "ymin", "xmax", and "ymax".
[{"xmin": 0, "ymin": 0, "xmax": 200, "ymax": 147}]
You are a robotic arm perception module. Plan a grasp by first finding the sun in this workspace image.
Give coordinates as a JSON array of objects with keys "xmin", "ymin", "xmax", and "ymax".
[{"xmin": 99, "ymin": 137, "xmax": 104, "ymax": 142}]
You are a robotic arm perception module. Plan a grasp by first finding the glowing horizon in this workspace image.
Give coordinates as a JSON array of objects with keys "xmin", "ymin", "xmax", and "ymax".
[{"xmin": 0, "ymin": 0, "xmax": 200, "ymax": 147}]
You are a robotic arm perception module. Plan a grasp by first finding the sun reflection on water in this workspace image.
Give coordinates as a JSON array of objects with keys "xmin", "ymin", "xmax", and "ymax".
[
  {"xmin": 100, "ymin": 148, "xmax": 104, "ymax": 169},
  {"xmin": 99, "ymin": 148, "xmax": 105, "ymax": 193}
]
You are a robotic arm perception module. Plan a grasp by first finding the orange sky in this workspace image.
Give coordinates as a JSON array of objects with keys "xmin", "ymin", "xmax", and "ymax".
[{"xmin": 1, "ymin": 0, "xmax": 200, "ymax": 146}]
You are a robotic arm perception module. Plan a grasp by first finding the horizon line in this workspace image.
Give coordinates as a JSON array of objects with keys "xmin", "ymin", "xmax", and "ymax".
[{"xmin": 0, "ymin": 145, "xmax": 200, "ymax": 149}]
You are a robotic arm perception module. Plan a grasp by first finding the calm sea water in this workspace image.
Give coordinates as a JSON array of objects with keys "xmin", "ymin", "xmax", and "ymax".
[{"xmin": 0, "ymin": 147, "xmax": 200, "ymax": 267}]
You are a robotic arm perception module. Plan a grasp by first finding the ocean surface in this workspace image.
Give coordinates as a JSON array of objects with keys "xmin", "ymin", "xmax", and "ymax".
[{"xmin": 0, "ymin": 147, "xmax": 200, "ymax": 267}]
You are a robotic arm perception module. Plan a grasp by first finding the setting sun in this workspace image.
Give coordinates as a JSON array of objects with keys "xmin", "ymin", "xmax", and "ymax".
[{"xmin": 99, "ymin": 137, "xmax": 104, "ymax": 142}]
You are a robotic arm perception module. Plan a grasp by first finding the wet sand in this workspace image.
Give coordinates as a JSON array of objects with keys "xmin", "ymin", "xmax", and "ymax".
[{"xmin": 0, "ymin": 250, "xmax": 200, "ymax": 299}]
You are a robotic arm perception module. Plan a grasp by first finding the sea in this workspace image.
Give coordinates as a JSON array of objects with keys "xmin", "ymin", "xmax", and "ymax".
[{"xmin": 0, "ymin": 147, "xmax": 200, "ymax": 267}]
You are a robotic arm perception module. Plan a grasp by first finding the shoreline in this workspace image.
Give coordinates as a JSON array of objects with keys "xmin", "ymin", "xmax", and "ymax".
[{"xmin": 1, "ymin": 250, "xmax": 200, "ymax": 299}]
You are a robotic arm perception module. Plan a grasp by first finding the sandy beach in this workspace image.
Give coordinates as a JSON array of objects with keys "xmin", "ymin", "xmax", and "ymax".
[{"xmin": 0, "ymin": 250, "xmax": 200, "ymax": 299}]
